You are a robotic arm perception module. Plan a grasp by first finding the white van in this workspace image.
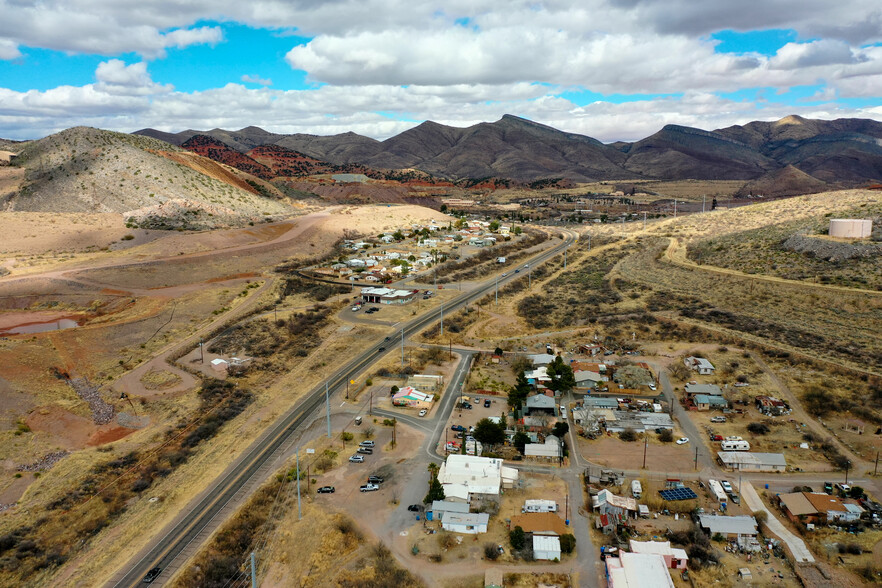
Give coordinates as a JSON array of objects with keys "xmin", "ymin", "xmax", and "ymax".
[
  {"xmin": 631, "ymin": 480, "xmax": 642, "ymax": 499},
  {"xmin": 721, "ymin": 440, "xmax": 751, "ymax": 451}
]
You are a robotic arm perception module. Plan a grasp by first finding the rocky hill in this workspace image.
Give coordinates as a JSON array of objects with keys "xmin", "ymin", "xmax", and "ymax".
[
  {"xmin": 136, "ymin": 115, "xmax": 882, "ymax": 187},
  {"xmin": 5, "ymin": 127, "xmax": 296, "ymax": 229}
]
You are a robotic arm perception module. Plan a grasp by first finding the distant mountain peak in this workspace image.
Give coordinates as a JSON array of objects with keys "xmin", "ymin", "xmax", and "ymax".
[{"xmin": 775, "ymin": 114, "xmax": 808, "ymax": 126}]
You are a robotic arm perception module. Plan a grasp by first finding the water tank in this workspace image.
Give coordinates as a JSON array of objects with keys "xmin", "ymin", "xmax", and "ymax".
[{"xmin": 829, "ymin": 219, "xmax": 872, "ymax": 239}]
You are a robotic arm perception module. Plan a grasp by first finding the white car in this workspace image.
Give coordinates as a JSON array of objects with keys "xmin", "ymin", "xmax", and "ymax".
[
  {"xmin": 648, "ymin": 384, "xmax": 657, "ymax": 391},
  {"xmin": 676, "ymin": 437, "xmax": 690, "ymax": 445},
  {"xmin": 351, "ymin": 306, "xmax": 359, "ymax": 312},
  {"xmin": 418, "ymin": 408, "xmax": 428, "ymax": 417},
  {"xmin": 721, "ymin": 481, "xmax": 734, "ymax": 494},
  {"xmin": 349, "ymin": 454, "xmax": 365, "ymax": 463}
]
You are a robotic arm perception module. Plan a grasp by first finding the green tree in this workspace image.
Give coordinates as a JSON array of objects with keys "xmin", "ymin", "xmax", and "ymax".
[
  {"xmin": 512, "ymin": 226, "xmax": 522, "ymax": 235},
  {"xmin": 546, "ymin": 356, "xmax": 575, "ymax": 393},
  {"xmin": 489, "ymin": 220, "xmax": 500, "ymax": 232},
  {"xmin": 509, "ymin": 526, "xmax": 526, "ymax": 550},
  {"xmin": 513, "ymin": 431, "xmax": 530, "ymax": 454},
  {"xmin": 552, "ymin": 422, "xmax": 569, "ymax": 438},
  {"xmin": 393, "ymin": 230, "xmax": 405, "ymax": 241},
  {"xmin": 559, "ymin": 533, "xmax": 576, "ymax": 554},
  {"xmin": 508, "ymin": 371, "xmax": 531, "ymax": 410},
  {"xmin": 473, "ymin": 418, "xmax": 506, "ymax": 446},
  {"xmin": 440, "ymin": 204, "xmax": 448, "ymax": 213},
  {"xmin": 424, "ymin": 475, "xmax": 445, "ymax": 504}
]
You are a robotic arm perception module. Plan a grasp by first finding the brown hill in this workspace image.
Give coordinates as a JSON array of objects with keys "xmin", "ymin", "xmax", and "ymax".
[
  {"xmin": 6, "ymin": 127, "xmax": 295, "ymax": 229},
  {"xmin": 734, "ymin": 165, "xmax": 829, "ymax": 198},
  {"xmin": 182, "ymin": 135, "xmax": 273, "ymax": 180},
  {"xmin": 134, "ymin": 114, "xmax": 882, "ymax": 185}
]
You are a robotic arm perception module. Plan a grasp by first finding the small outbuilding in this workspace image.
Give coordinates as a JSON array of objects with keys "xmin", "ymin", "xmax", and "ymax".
[
  {"xmin": 441, "ymin": 512, "xmax": 489, "ymax": 534},
  {"xmin": 533, "ymin": 535, "xmax": 562, "ymax": 560}
]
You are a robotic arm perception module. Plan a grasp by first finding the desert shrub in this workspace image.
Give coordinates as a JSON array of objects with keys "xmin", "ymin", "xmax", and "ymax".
[
  {"xmin": 484, "ymin": 543, "xmax": 500, "ymax": 560},
  {"xmin": 746, "ymin": 422, "xmax": 770, "ymax": 435},
  {"xmin": 341, "ymin": 432, "xmax": 354, "ymax": 441},
  {"xmin": 846, "ymin": 543, "xmax": 862, "ymax": 555},
  {"xmin": 658, "ymin": 429, "xmax": 674, "ymax": 442},
  {"xmin": 559, "ymin": 533, "xmax": 576, "ymax": 554},
  {"xmin": 618, "ymin": 428, "xmax": 638, "ymax": 442},
  {"xmin": 753, "ymin": 511, "xmax": 768, "ymax": 524},
  {"xmin": 509, "ymin": 526, "xmax": 525, "ymax": 550},
  {"xmin": 437, "ymin": 531, "xmax": 457, "ymax": 550}
]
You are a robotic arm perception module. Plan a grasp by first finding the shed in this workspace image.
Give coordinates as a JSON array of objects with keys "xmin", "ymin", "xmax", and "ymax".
[
  {"xmin": 430, "ymin": 500, "xmax": 470, "ymax": 521},
  {"xmin": 697, "ymin": 515, "xmax": 758, "ymax": 539},
  {"xmin": 533, "ymin": 535, "xmax": 561, "ymax": 560}
]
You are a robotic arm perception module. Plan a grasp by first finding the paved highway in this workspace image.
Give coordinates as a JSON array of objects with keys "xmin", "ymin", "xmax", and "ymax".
[{"xmin": 107, "ymin": 230, "xmax": 576, "ymax": 587}]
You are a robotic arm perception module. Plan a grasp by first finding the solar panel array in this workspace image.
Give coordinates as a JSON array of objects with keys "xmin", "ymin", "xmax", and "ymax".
[{"xmin": 659, "ymin": 487, "xmax": 698, "ymax": 501}]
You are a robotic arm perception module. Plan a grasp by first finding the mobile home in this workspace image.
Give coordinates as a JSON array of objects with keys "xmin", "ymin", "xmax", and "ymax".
[
  {"xmin": 630, "ymin": 480, "xmax": 642, "ymax": 499},
  {"xmin": 721, "ymin": 440, "xmax": 750, "ymax": 451}
]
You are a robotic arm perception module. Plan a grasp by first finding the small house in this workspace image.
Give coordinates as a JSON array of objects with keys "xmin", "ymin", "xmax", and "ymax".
[
  {"xmin": 697, "ymin": 514, "xmax": 758, "ymax": 540},
  {"xmin": 684, "ymin": 356, "xmax": 715, "ymax": 375},
  {"xmin": 525, "ymin": 394, "xmax": 556, "ymax": 416},
  {"xmin": 511, "ymin": 512, "xmax": 569, "ymax": 536},
  {"xmin": 593, "ymin": 489, "xmax": 638, "ymax": 520},
  {"xmin": 441, "ymin": 512, "xmax": 489, "ymax": 534}
]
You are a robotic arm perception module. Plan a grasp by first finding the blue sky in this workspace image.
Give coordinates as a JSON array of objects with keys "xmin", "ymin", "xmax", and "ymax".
[{"xmin": 0, "ymin": 1, "xmax": 880, "ymax": 142}]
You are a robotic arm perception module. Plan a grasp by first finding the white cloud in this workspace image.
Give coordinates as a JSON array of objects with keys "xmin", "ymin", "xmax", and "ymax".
[
  {"xmin": 770, "ymin": 40, "xmax": 860, "ymax": 69},
  {"xmin": 95, "ymin": 60, "xmax": 173, "ymax": 96},
  {"xmin": 241, "ymin": 74, "xmax": 273, "ymax": 86}
]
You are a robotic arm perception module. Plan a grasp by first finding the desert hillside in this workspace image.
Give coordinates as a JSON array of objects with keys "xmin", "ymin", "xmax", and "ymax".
[{"xmin": 5, "ymin": 127, "xmax": 299, "ymax": 229}]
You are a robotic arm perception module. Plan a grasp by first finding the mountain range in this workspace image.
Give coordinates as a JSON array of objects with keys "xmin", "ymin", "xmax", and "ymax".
[{"xmin": 136, "ymin": 114, "xmax": 882, "ymax": 188}]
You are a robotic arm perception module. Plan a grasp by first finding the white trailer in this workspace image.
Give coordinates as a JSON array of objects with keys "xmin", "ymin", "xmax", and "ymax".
[
  {"xmin": 708, "ymin": 479, "xmax": 728, "ymax": 503},
  {"xmin": 523, "ymin": 499, "xmax": 558, "ymax": 513},
  {"xmin": 721, "ymin": 440, "xmax": 751, "ymax": 451}
]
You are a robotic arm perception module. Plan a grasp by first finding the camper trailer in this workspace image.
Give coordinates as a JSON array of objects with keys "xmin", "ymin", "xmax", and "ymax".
[
  {"xmin": 522, "ymin": 499, "xmax": 558, "ymax": 513},
  {"xmin": 721, "ymin": 440, "xmax": 750, "ymax": 451},
  {"xmin": 631, "ymin": 480, "xmax": 642, "ymax": 499}
]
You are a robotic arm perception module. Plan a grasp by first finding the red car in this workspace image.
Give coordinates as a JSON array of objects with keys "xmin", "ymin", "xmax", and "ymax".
[{"xmin": 709, "ymin": 434, "xmax": 723, "ymax": 442}]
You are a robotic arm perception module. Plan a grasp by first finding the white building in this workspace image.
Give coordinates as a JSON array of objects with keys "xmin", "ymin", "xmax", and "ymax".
[
  {"xmin": 606, "ymin": 552, "xmax": 675, "ymax": 588},
  {"xmin": 684, "ymin": 356, "xmax": 715, "ymax": 375},
  {"xmin": 533, "ymin": 535, "xmax": 561, "ymax": 560},
  {"xmin": 438, "ymin": 455, "xmax": 518, "ymax": 496},
  {"xmin": 441, "ymin": 512, "xmax": 489, "ymax": 534}
]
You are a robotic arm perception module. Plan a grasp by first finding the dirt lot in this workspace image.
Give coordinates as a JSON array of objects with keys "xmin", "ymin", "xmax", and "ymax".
[{"xmin": 579, "ymin": 435, "xmax": 693, "ymax": 473}]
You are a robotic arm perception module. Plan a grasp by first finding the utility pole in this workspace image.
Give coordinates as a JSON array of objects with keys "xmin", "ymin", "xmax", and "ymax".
[
  {"xmin": 694, "ymin": 446, "xmax": 698, "ymax": 470},
  {"xmin": 702, "ymin": 194, "xmax": 706, "ymax": 213},
  {"xmin": 440, "ymin": 302, "xmax": 444, "ymax": 336},
  {"xmin": 495, "ymin": 275, "xmax": 498, "ymax": 305},
  {"xmin": 325, "ymin": 382, "xmax": 331, "ymax": 438},
  {"xmin": 875, "ymin": 451, "xmax": 879, "ymax": 476},
  {"xmin": 199, "ymin": 338, "xmax": 204, "ymax": 363},
  {"xmin": 401, "ymin": 328, "xmax": 404, "ymax": 368},
  {"xmin": 370, "ymin": 388, "xmax": 373, "ymax": 416},
  {"xmin": 250, "ymin": 551, "xmax": 257, "ymax": 588},
  {"xmin": 296, "ymin": 450, "xmax": 302, "ymax": 520},
  {"xmin": 564, "ymin": 248, "xmax": 567, "ymax": 268},
  {"xmin": 845, "ymin": 460, "xmax": 851, "ymax": 485},
  {"xmin": 642, "ymin": 435, "xmax": 647, "ymax": 469}
]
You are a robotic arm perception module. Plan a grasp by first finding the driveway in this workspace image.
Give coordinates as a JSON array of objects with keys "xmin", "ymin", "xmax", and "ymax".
[{"xmin": 740, "ymin": 482, "xmax": 815, "ymax": 563}]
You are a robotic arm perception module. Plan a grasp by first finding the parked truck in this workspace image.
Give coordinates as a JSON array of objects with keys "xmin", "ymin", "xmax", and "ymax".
[{"xmin": 721, "ymin": 440, "xmax": 751, "ymax": 451}]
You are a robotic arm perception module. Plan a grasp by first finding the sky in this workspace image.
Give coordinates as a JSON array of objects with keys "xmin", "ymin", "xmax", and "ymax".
[{"xmin": 1, "ymin": 1, "xmax": 881, "ymax": 143}]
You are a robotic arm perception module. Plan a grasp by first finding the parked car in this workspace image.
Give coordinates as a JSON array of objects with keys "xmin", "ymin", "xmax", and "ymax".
[
  {"xmin": 710, "ymin": 416, "xmax": 727, "ymax": 423},
  {"xmin": 349, "ymin": 455, "xmax": 364, "ymax": 463},
  {"xmin": 451, "ymin": 425, "xmax": 466, "ymax": 432},
  {"xmin": 721, "ymin": 481, "xmax": 734, "ymax": 494},
  {"xmin": 317, "ymin": 486, "xmax": 335, "ymax": 494},
  {"xmin": 824, "ymin": 481, "xmax": 833, "ymax": 494},
  {"xmin": 676, "ymin": 437, "xmax": 690, "ymax": 445},
  {"xmin": 418, "ymin": 408, "xmax": 428, "ymax": 417},
  {"xmin": 407, "ymin": 504, "xmax": 421, "ymax": 512},
  {"xmin": 351, "ymin": 306, "xmax": 359, "ymax": 312},
  {"xmin": 360, "ymin": 483, "xmax": 379, "ymax": 492},
  {"xmin": 515, "ymin": 269, "xmax": 520, "ymax": 273},
  {"xmin": 460, "ymin": 402, "xmax": 472, "ymax": 409},
  {"xmin": 357, "ymin": 447, "xmax": 373, "ymax": 454},
  {"xmin": 359, "ymin": 440, "xmax": 375, "ymax": 447},
  {"xmin": 501, "ymin": 273, "xmax": 508, "ymax": 277},
  {"xmin": 709, "ymin": 434, "xmax": 723, "ymax": 442},
  {"xmin": 378, "ymin": 346, "xmax": 386, "ymax": 352},
  {"xmin": 143, "ymin": 567, "xmax": 162, "ymax": 584},
  {"xmin": 368, "ymin": 475, "xmax": 384, "ymax": 484},
  {"xmin": 484, "ymin": 398, "xmax": 491, "ymax": 408}
]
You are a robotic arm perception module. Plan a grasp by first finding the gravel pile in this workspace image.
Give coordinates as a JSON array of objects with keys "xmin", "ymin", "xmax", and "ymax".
[
  {"xmin": 17, "ymin": 450, "xmax": 69, "ymax": 472},
  {"xmin": 69, "ymin": 377, "xmax": 115, "ymax": 424}
]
